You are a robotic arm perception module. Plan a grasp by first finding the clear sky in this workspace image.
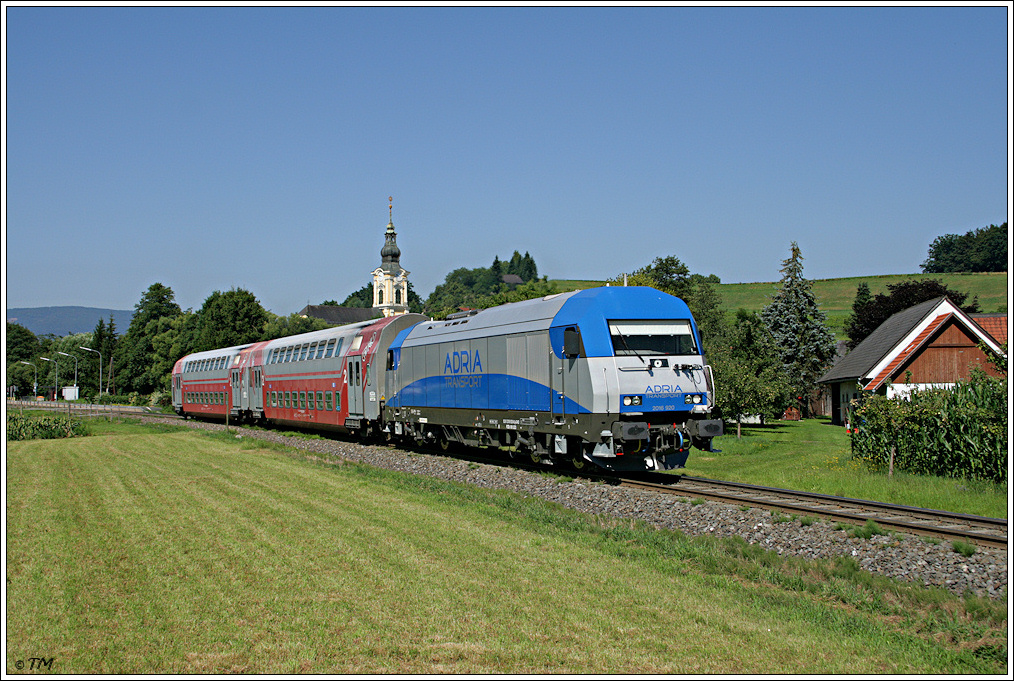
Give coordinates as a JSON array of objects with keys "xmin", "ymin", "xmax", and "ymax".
[{"xmin": 4, "ymin": 4, "xmax": 1010, "ymax": 317}]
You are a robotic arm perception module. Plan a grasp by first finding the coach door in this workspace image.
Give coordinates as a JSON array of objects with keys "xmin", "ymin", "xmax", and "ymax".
[
  {"xmin": 231, "ymin": 368, "xmax": 242, "ymax": 412},
  {"xmin": 348, "ymin": 357, "xmax": 364, "ymax": 417}
]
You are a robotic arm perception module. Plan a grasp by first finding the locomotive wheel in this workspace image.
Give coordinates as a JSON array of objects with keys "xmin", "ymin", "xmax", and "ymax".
[
  {"xmin": 570, "ymin": 454, "xmax": 587, "ymax": 471},
  {"xmin": 438, "ymin": 432, "xmax": 455, "ymax": 453}
]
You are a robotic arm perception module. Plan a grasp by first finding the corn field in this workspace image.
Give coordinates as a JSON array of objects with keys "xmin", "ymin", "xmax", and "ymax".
[
  {"xmin": 6, "ymin": 413, "xmax": 90, "ymax": 442},
  {"xmin": 849, "ymin": 370, "xmax": 1008, "ymax": 484}
]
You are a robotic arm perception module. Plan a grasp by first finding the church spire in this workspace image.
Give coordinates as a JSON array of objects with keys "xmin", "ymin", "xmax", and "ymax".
[
  {"xmin": 380, "ymin": 195, "xmax": 402, "ymax": 268},
  {"xmin": 372, "ymin": 195, "xmax": 410, "ymax": 316}
]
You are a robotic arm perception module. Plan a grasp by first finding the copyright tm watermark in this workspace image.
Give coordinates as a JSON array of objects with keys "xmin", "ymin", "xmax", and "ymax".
[{"xmin": 13, "ymin": 657, "xmax": 55, "ymax": 672}]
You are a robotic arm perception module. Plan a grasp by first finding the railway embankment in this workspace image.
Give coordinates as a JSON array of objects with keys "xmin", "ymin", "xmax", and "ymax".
[{"xmin": 155, "ymin": 417, "xmax": 1007, "ymax": 600}]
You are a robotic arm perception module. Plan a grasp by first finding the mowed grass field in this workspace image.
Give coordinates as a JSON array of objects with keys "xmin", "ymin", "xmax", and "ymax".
[
  {"xmin": 553, "ymin": 272, "xmax": 1008, "ymax": 340},
  {"xmin": 685, "ymin": 419, "xmax": 1007, "ymax": 519},
  {"xmin": 5, "ymin": 419, "xmax": 1007, "ymax": 674}
]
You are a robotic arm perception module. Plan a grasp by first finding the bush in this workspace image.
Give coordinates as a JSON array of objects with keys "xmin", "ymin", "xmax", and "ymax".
[
  {"xmin": 7, "ymin": 413, "xmax": 90, "ymax": 441},
  {"xmin": 849, "ymin": 371, "xmax": 1007, "ymax": 483}
]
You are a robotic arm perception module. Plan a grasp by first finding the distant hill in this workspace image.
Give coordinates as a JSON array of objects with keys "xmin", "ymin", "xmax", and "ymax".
[
  {"xmin": 551, "ymin": 272, "xmax": 1008, "ymax": 341},
  {"xmin": 6, "ymin": 306, "xmax": 134, "ymax": 337}
]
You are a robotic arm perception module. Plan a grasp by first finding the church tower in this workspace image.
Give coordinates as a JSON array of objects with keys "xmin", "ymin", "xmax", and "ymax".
[{"xmin": 372, "ymin": 196, "xmax": 410, "ymax": 316}]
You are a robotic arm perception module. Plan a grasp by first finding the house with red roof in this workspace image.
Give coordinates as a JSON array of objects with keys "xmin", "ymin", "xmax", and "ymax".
[{"xmin": 818, "ymin": 297, "xmax": 1007, "ymax": 426}]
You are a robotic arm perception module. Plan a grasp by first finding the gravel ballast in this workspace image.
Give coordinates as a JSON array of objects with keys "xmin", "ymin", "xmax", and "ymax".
[{"xmin": 150, "ymin": 418, "xmax": 1008, "ymax": 600}]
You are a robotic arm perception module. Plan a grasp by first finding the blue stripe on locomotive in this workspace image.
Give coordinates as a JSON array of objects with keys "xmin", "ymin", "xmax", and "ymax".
[
  {"xmin": 390, "ymin": 372, "xmax": 587, "ymax": 413},
  {"xmin": 386, "ymin": 287, "xmax": 703, "ymax": 413}
]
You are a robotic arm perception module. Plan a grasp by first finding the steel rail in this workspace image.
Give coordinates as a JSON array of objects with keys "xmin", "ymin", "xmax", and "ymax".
[{"xmin": 620, "ymin": 474, "xmax": 1007, "ymax": 550}]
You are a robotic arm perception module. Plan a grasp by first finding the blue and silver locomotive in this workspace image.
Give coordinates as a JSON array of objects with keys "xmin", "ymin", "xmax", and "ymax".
[{"xmin": 382, "ymin": 286, "xmax": 723, "ymax": 471}]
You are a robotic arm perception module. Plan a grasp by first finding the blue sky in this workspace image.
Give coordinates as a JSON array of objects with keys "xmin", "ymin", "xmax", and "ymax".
[{"xmin": 4, "ymin": 4, "xmax": 1010, "ymax": 317}]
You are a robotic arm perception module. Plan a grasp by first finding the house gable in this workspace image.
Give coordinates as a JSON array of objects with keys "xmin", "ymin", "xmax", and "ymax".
[{"xmin": 866, "ymin": 314, "xmax": 1004, "ymax": 391}]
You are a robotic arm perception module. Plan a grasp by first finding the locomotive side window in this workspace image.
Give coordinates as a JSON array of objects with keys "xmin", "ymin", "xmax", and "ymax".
[{"xmin": 609, "ymin": 320, "xmax": 697, "ymax": 356}]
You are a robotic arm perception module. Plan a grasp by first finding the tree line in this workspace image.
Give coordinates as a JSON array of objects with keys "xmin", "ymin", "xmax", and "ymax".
[
  {"xmin": 6, "ymin": 286, "xmax": 333, "ymax": 402},
  {"xmin": 7, "ymin": 232, "xmax": 998, "ymax": 435},
  {"xmin": 921, "ymin": 222, "xmax": 1007, "ymax": 274}
]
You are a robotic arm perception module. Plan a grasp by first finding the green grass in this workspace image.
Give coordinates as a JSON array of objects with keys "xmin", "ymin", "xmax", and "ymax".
[
  {"xmin": 683, "ymin": 418, "xmax": 1008, "ymax": 519},
  {"xmin": 718, "ymin": 272, "xmax": 1008, "ymax": 340},
  {"xmin": 551, "ymin": 272, "xmax": 1008, "ymax": 340},
  {"xmin": 5, "ymin": 423, "xmax": 1007, "ymax": 674}
]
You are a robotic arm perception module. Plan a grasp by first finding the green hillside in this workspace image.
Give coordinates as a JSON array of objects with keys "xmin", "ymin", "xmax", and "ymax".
[{"xmin": 551, "ymin": 272, "xmax": 1009, "ymax": 341}]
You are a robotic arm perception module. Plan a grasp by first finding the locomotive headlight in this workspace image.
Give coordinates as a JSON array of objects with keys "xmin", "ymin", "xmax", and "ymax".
[
  {"xmin": 623, "ymin": 396, "xmax": 642, "ymax": 407},
  {"xmin": 633, "ymin": 396, "xmax": 641, "ymax": 406},
  {"xmin": 694, "ymin": 394, "xmax": 703, "ymax": 404},
  {"xmin": 684, "ymin": 395, "xmax": 693, "ymax": 404},
  {"xmin": 623, "ymin": 396, "xmax": 632, "ymax": 406}
]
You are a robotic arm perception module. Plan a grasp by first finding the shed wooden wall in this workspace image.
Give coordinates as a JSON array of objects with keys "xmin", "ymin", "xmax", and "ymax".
[{"xmin": 889, "ymin": 319, "xmax": 1003, "ymax": 385}]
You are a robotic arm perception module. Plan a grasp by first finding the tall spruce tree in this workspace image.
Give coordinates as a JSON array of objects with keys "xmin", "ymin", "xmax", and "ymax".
[{"xmin": 760, "ymin": 242, "xmax": 836, "ymax": 418}]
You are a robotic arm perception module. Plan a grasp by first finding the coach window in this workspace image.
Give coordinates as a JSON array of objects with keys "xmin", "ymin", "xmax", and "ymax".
[
  {"xmin": 315, "ymin": 343, "xmax": 326, "ymax": 360},
  {"xmin": 299, "ymin": 391, "xmax": 307, "ymax": 409},
  {"xmin": 316, "ymin": 391, "xmax": 324, "ymax": 409},
  {"xmin": 282, "ymin": 346, "xmax": 291, "ymax": 362},
  {"xmin": 307, "ymin": 391, "xmax": 315, "ymax": 410},
  {"xmin": 299, "ymin": 345, "xmax": 309, "ymax": 361},
  {"xmin": 335, "ymin": 390, "xmax": 341, "ymax": 411},
  {"xmin": 307, "ymin": 342, "xmax": 317, "ymax": 360},
  {"xmin": 325, "ymin": 391, "xmax": 333, "ymax": 411},
  {"xmin": 282, "ymin": 391, "xmax": 289, "ymax": 408}
]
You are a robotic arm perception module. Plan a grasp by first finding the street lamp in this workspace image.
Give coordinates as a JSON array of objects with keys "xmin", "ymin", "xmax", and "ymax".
[
  {"xmin": 19, "ymin": 361, "xmax": 38, "ymax": 399},
  {"xmin": 40, "ymin": 356, "xmax": 59, "ymax": 400},
  {"xmin": 57, "ymin": 351, "xmax": 79, "ymax": 387},
  {"xmin": 80, "ymin": 346, "xmax": 103, "ymax": 396}
]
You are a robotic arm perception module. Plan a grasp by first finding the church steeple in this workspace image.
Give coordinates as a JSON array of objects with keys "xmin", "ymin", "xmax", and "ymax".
[
  {"xmin": 372, "ymin": 196, "xmax": 410, "ymax": 316},
  {"xmin": 380, "ymin": 196, "xmax": 402, "ymax": 269}
]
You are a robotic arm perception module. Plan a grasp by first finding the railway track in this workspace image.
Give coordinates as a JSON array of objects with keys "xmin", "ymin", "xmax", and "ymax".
[
  {"xmin": 14, "ymin": 401, "xmax": 1007, "ymax": 550},
  {"xmin": 621, "ymin": 472, "xmax": 1008, "ymax": 550}
]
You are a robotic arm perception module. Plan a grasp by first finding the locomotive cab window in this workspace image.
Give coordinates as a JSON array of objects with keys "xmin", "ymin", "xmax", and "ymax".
[{"xmin": 609, "ymin": 320, "xmax": 697, "ymax": 356}]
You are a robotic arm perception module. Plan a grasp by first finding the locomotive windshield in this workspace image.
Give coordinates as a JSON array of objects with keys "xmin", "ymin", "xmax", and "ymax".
[{"xmin": 609, "ymin": 320, "xmax": 697, "ymax": 356}]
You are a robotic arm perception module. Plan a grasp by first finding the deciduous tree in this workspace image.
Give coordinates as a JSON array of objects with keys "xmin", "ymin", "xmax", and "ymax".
[
  {"xmin": 117, "ymin": 283, "xmax": 183, "ymax": 394},
  {"xmin": 844, "ymin": 279, "xmax": 980, "ymax": 349},
  {"xmin": 709, "ymin": 310, "xmax": 790, "ymax": 437}
]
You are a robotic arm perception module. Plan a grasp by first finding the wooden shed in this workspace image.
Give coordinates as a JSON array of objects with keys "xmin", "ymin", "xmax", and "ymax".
[{"xmin": 818, "ymin": 297, "xmax": 1006, "ymax": 426}]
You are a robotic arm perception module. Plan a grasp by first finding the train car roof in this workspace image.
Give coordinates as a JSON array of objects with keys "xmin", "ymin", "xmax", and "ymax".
[{"xmin": 394, "ymin": 287, "xmax": 696, "ymax": 351}]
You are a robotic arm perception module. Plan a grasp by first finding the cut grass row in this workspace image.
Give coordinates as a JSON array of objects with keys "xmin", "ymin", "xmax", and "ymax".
[{"xmin": 5, "ymin": 421, "xmax": 1007, "ymax": 674}]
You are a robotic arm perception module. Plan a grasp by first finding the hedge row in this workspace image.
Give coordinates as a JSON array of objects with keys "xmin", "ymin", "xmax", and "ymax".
[
  {"xmin": 7, "ymin": 413, "xmax": 90, "ymax": 442},
  {"xmin": 849, "ymin": 371, "xmax": 1007, "ymax": 483}
]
